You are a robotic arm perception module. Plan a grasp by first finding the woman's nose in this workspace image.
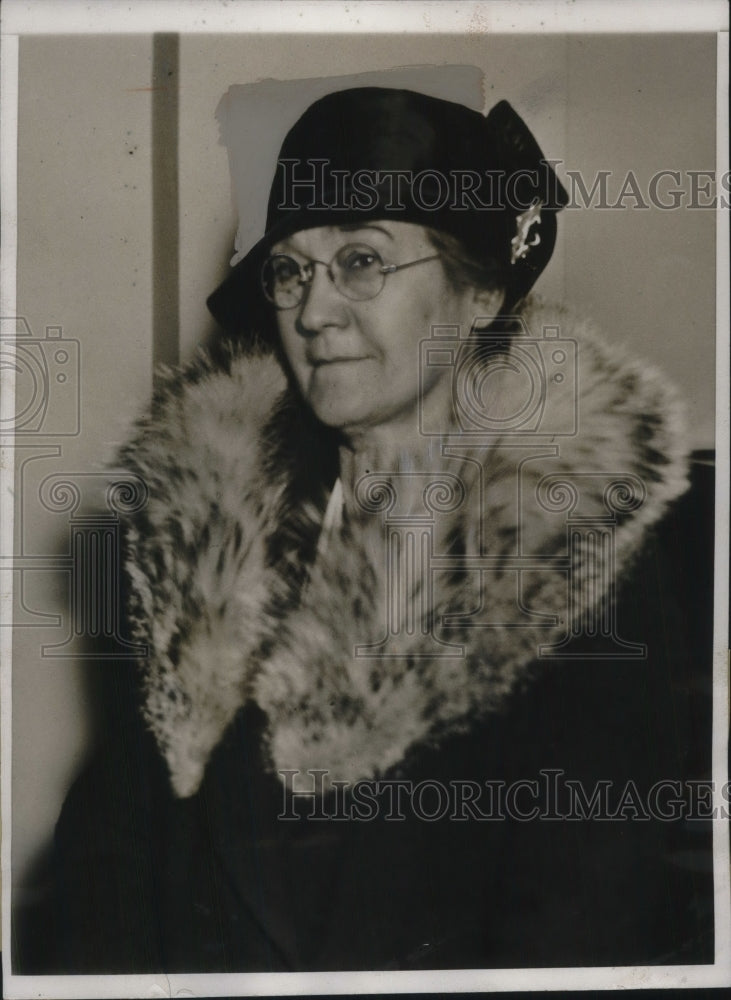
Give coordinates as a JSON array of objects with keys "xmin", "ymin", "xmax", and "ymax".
[{"xmin": 297, "ymin": 261, "xmax": 348, "ymax": 335}]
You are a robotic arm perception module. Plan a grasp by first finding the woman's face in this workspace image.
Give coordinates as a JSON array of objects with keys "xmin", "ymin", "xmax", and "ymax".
[{"xmin": 272, "ymin": 221, "xmax": 499, "ymax": 439}]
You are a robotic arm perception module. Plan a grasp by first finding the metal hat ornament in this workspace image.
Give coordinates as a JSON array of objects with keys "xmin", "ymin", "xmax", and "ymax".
[
  {"xmin": 207, "ymin": 87, "xmax": 568, "ymax": 337},
  {"xmin": 511, "ymin": 199, "xmax": 543, "ymax": 264}
]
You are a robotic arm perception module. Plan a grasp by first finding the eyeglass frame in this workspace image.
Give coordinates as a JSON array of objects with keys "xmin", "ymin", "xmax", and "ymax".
[{"xmin": 260, "ymin": 242, "xmax": 441, "ymax": 310}]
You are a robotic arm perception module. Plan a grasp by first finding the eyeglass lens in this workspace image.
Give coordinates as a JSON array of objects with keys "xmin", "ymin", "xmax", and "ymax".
[{"xmin": 261, "ymin": 243, "xmax": 385, "ymax": 309}]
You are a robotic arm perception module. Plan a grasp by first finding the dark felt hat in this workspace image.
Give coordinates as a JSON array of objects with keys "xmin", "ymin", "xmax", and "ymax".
[{"xmin": 207, "ymin": 87, "xmax": 568, "ymax": 333}]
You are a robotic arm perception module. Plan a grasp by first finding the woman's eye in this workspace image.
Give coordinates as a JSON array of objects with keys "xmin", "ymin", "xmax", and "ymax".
[
  {"xmin": 339, "ymin": 247, "xmax": 379, "ymax": 272},
  {"xmin": 272, "ymin": 257, "xmax": 300, "ymax": 281}
]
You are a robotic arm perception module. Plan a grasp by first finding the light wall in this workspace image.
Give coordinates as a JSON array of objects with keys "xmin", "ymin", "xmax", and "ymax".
[{"xmin": 13, "ymin": 35, "xmax": 154, "ymax": 896}]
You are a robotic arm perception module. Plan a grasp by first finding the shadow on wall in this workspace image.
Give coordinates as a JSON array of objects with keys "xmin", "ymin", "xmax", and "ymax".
[{"xmin": 12, "ymin": 482, "xmax": 149, "ymax": 973}]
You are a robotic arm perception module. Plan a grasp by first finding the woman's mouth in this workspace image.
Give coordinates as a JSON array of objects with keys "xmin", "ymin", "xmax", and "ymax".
[{"xmin": 308, "ymin": 355, "xmax": 368, "ymax": 366}]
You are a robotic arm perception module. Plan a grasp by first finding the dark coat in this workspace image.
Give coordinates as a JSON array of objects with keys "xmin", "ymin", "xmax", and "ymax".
[{"xmin": 24, "ymin": 303, "xmax": 717, "ymax": 972}]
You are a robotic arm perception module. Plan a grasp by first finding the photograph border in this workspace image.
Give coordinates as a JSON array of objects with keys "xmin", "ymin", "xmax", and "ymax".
[{"xmin": 1, "ymin": 2, "xmax": 729, "ymax": 996}]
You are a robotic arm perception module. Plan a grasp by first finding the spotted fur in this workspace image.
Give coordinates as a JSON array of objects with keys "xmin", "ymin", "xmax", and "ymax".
[{"xmin": 119, "ymin": 302, "xmax": 689, "ymax": 797}]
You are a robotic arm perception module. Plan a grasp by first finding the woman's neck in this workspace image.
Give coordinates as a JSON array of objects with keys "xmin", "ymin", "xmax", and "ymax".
[
  {"xmin": 334, "ymin": 369, "xmax": 461, "ymax": 516},
  {"xmin": 337, "ymin": 416, "xmax": 450, "ymax": 520}
]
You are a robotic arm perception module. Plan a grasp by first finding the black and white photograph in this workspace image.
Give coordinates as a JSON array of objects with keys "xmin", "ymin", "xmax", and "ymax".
[{"xmin": 1, "ymin": 1, "xmax": 729, "ymax": 996}]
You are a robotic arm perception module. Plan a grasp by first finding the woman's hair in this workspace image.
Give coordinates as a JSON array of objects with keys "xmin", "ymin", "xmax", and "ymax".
[
  {"xmin": 424, "ymin": 227, "xmax": 522, "ymax": 340},
  {"xmin": 424, "ymin": 227, "xmax": 503, "ymax": 296}
]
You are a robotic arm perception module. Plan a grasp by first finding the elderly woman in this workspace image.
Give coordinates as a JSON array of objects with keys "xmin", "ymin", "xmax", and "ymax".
[{"xmin": 49, "ymin": 88, "xmax": 713, "ymax": 972}]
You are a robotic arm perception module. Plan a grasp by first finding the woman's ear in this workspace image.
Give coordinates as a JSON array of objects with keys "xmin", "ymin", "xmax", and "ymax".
[{"xmin": 470, "ymin": 285, "xmax": 505, "ymax": 322}]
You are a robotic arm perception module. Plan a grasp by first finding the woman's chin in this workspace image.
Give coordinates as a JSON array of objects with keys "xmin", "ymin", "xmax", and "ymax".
[
  {"xmin": 308, "ymin": 395, "xmax": 374, "ymax": 430},
  {"xmin": 308, "ymin": 394, "xmax": 420, "ymax": 447},
  {"xmin": 305, "ymin": 365, "xmax": 378, "ymax": 429}
]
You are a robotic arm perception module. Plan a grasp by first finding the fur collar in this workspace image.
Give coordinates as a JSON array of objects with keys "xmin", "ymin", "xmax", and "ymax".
[{"xmin": 119, "ymin": 301, "xmax": 689, "ymax": 798}]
